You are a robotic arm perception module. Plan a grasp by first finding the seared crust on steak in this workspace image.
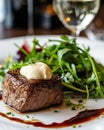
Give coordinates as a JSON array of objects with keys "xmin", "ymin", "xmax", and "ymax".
[{"xmin": 2, "ymin": 70, "xmax": 63, "ymax": 112}]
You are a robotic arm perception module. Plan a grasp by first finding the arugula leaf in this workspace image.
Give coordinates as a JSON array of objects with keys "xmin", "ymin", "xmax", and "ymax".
[{"xmin": 1, "ymin": 35, "xmax": 104, "ymax": 100}]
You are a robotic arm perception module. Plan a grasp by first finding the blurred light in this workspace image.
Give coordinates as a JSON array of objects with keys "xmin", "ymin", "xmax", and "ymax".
[{"xmin": 65, "ymin": 17, "xmax": 71, "ymax": 23}]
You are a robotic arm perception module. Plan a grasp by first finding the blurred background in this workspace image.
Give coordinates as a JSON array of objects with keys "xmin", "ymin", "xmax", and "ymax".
[{"xmin": 0, "ymin": 0, "xmax": 104, "ymax": 39}]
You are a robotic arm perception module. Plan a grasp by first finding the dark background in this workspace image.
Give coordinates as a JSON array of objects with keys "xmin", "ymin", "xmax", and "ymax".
[
  {"xmin": 3, "ymin": 0, "xmax": 104, "ymax": 29},
  {"xmin": 0, "ymin": 0, "xmax": 103, "ymax": 39}
]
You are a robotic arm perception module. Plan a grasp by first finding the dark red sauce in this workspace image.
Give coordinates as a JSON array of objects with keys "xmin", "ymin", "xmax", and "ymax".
[{"xmin": 0, "ymin": 105, "xmax": 104, "ymax": 128}]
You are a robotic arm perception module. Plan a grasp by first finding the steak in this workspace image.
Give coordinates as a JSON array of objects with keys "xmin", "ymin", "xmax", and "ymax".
[{"xmin": 2, "ymin": 70, "xmax": 63, "ymax": 113}]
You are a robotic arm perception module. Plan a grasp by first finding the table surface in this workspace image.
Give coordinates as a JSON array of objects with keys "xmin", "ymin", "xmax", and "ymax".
[{"xmin": 0, "ymin": 3, "xmax": 104, "ymax": 40}]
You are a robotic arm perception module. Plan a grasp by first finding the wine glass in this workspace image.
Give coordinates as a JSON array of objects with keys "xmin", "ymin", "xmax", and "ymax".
[{"xmin": 53, "ymin": 0, "xmax": 100, "ymax": 37}]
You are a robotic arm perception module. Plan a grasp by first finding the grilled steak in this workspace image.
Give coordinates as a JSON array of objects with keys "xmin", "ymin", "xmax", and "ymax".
[{"xmin": 2, "ymin": 70, "xmax": 63, "ymax": 112}]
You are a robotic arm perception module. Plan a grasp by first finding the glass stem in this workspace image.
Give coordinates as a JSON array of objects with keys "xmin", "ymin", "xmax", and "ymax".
[
  {"xmin": 27, "ymin": 0, "xmax": 34, "ymax": 35},
  {"xmin": 71, "ymin": 28, "xmax": 80, "ymax": 37}
]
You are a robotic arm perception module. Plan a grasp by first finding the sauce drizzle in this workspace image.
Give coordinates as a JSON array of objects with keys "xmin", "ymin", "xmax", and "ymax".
[{"xmin": 0, "ymin": 107, "xmax": 104, "ymax": 128}]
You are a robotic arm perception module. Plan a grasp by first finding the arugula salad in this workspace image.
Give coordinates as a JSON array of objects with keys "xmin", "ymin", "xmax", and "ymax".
[{"xmin": 1, "ymin": 35, "xmax": 104, "ymax": 100}]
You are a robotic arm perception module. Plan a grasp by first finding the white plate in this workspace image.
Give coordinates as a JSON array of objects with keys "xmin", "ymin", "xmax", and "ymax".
[{"xmin": 0, "ymin": 35, "xmax": 104, "ymax": 130}]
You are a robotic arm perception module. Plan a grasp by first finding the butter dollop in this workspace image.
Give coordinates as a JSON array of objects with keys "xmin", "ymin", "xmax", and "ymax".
[{"xmin": 20, "ymin": 62, "xmax": 53, "ymax": 80}]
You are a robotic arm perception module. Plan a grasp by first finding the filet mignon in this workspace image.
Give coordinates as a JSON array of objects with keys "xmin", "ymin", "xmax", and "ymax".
[{"xmin": 2, "ymin": 70, "xmax": 63, "ymax": 112}]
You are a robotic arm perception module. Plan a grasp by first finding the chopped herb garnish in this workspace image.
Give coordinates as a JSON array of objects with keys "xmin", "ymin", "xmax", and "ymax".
[
  {"xmin": 26, "ymin": 115, "xmax": 30, "ymax": 118},
  {"xmin": 6, "ymin": 112, "xmax": 12, "ymax": 115},
  {"xmin": 71, "ymin": 106, "xmax": 76, "ymax": 110},
  {"xmin": 12, "ymin": 114, "xmax": 14, "ymax": 116},
  {"xmin": 72, "ymin": 124, "xmax": 76, "ymax": 128},
  {"xmin": 54, "ymin": 110, "xmax": 60, "ymax": 113},
  {"xmin": 71, "ymin": 96, "xmax": 75, "ymax": 99},
  {"xmin": 78, "ymin": 125, "xmax": 82, "ymax": 127},
  {"xmin": 95, "ymin": 99, "xmax": 98, "ymax": 102},
  {"xmin": 78, "ymin": 99, "xmax": 83, "ymax": 103}
]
